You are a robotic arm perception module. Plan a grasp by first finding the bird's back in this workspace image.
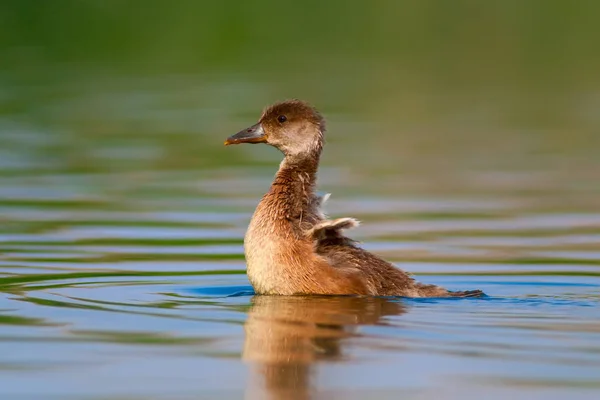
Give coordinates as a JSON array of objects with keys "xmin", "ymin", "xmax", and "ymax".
[{"xmin": 316, "ymin": 236, "xmax": 450, "ymax": 297}]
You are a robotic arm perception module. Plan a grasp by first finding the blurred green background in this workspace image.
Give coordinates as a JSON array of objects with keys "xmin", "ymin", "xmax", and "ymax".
[{"xmin": 0, "ymin": 0, "xmax": 598, "ymax": 202}]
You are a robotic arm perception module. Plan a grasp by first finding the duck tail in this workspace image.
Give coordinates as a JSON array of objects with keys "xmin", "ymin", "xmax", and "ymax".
[{"xmin": 449, "ymin": 289, "xmax": 485, "ymax": 298}]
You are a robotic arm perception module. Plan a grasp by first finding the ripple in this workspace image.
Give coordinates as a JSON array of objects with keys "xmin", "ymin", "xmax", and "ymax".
[{"xmin": 2, "ymin": 65, "xmax": 600, "ymax": 399}]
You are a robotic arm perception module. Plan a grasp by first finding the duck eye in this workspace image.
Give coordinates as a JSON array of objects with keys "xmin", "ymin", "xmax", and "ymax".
[{"xmin": 277, "ymin": 115, "xmax": 287, "ymax": 123}]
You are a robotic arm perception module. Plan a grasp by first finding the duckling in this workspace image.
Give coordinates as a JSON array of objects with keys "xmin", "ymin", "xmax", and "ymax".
[{"xmin": 225, "ymin": 99, "xmax": 483, "ymax": 298}]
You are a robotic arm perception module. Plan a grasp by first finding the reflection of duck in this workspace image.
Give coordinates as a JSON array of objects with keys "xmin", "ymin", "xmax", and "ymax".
[
  {"xmin": 242, "ymin": 295, "xmax": 406, "ymax": 400},
  {"xmin": 226, "ymin": 100, "xmax": 483, "ymax": 297}
]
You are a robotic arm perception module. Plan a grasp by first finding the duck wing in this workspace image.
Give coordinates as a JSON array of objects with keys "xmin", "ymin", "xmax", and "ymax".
[
  {"xmin": 304, "ymin": 203, "xmax": 486, "ymax": 297},
  {"xmin": 306, "ymin": 217, "xmax": 360, "ymax": 240}
]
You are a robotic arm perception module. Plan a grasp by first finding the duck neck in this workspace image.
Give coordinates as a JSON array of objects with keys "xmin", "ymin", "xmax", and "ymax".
[{"xmin": 268, "ymin": 151, "xmax": 321, "ymax": 221}]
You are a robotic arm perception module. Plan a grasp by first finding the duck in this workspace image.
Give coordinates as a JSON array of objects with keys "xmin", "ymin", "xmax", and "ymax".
[{"xmin": 225, "ymin": 99, "xmax": 483, "ymax": 298}]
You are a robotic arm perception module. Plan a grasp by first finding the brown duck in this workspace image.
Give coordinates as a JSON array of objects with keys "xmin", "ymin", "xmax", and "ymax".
[{"xmin": 225, "ymin": 99, "xmax": 482, "ymax": 298}]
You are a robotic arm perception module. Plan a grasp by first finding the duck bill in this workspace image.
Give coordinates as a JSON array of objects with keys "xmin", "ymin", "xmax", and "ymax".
[{"xmin": 224, "ymin": 123, "xmax": 267, "ymax": 145}]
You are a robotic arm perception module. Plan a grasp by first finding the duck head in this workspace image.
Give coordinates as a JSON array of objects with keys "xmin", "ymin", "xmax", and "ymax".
[{"xmin": 225, "ymin": 99, "xmax": 325, "ymax": 157}]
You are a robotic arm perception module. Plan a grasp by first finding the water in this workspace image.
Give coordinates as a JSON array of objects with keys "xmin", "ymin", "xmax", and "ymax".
[{"xmin": 2, "ymin": 2, "xmax": 600, "ymax": 399}]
